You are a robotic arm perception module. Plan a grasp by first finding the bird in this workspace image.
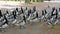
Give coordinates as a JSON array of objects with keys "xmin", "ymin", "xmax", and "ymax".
[
  {"xmin": 5, "ymin": 12, "xmax": 17, "ymax": 24},
  {"xmin": 26, "ymin": 8, "xmax": 37, "ymax": 21},
  {"xmin": 0, "ymin": 16, "xmax": 8, "ymax": 32},
  {"xmin": 12, "ymin": 10, "xmax": 16, "ymax": 19},
  {"xmin": 14, "ymin": 15, "xmax": 26, "ymax": 29},
  {"xmin": 59, "ymin": 8, "xmax": 60, "ymax": 12},
  {"xmin": 16, "ymin": 8, "xmax": 18, "ymax": 12},
  {"xmin": 21, "ymin": 7, "xmax": 24, "ymax": 13},
  {"xmin": 27, "ymin": 9, "xmax": 31, "ymax": 16},
  {"xmin": 25, "ymin": 7, "xmax": 27, "ymax": 10},
  {"xmin": 0, "ymin": 10, "xmax": 2, "ymax": 17},
  {"xmin": 6, "ymin": 10, "xmax": 9, "ymax": 14},
  {"xmin": 38, "ymin": 10, "xmax": 45, "ymax": 20},
  {"xmin": 47, "ymin": 9, "xmax": 58, "ymax": 27},
  {"xmin": 33, "ymin": 6, "xmax": 36, "ymax": 12},
  {"xmin": 46, "ymin": 8, "xmax": 56, "ymax": 20},
  {"xmin": 29, "ymin": 12, "xmax": 40, "ymax": 25},
  {"xmin": 58, "ymin": 8, "xmax": 60, "ymax": 15}
]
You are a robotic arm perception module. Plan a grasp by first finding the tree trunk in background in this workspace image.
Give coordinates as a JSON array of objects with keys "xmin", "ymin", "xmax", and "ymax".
[
  {"xmin": 33, "ymin": 0, "xmax": 35, "ymax": 2},
  {"xmin": 37, "ymin": 0, "xmax": 43, "ymax": 2},
  {"xmin": 25, "ymin": 0, "xmax": 44, "ymax": 3},
  {"xmin": 25, "ymin": 0, "xmax": 30, "ymax": 3}
]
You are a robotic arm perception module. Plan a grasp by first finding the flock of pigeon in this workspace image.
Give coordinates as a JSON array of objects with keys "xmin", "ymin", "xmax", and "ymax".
[{"xmin": 0, "ymin": 6, "xmax": 60, "ymax": 32}]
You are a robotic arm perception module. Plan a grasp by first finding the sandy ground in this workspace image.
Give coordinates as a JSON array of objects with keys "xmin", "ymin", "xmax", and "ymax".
[{"xmin": 0, "ymin": 2, "xmax": 60, "ymax": 34}]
